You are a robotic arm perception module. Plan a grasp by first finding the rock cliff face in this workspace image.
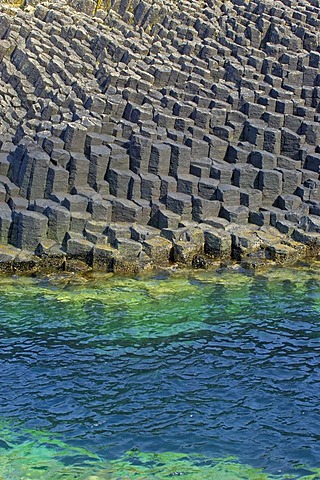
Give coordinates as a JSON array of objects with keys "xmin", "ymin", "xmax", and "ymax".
[{"xmin": 0, "ymin": 0, "xmax": 319, "ymax": 271}]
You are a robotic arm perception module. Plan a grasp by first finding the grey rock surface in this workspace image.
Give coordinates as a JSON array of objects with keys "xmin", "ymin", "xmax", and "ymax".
[{"xmin": 0, "ymin": 0, "xmax": 319, "ymax": 270}]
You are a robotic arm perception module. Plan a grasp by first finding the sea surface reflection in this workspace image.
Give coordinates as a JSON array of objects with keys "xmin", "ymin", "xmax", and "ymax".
[{"xmin": 0, "ymin": 265, "xmax": 319, "ymax": 479}]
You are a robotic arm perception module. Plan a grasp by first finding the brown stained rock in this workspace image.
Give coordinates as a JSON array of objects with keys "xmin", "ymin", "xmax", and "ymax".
[
  {"xmin": 204, "ymin": 228, "xmax": 232, "ymax": 259},
  {"xmin": 12, "ymin": 250, "xmax": 41, "ymax": 273},
  {"xmin": 66, "ymin": 235, "xmax": 94, "ymax": 259},
  {"xmin": 115, "ymin": 237, "xmax": 142, "ymax": 259},
  {"xmin": 64, "ymin": 259, "xmax": 92, "ymax": 273},
  {"xmin": 92, "ymin": 244, "xmax": 116, "ymax": 271},
  {"xmin": 171, "ymin": 240, "xmax": 202, "ymax": 265},
  {"xmin": 142, "ymin": 236, "xmax": 172, "ymax": 264},
  {"xmin": 0, "ymin": 244, "xmax": 19, "ymax": 269},
  {"xmin": 265, "ymin": 243, "xmax": 299, "ymax": 263},
  {"xmin": 255, "ymin": 226, "xmax": 283, "ymax": 249},
  {"xmin": 227, "ymin": 225, "xmax": 262, "ymax": 260},
  {"xmin": 112, "ymin": 256, "xmax": 140, "ymax": 275}
]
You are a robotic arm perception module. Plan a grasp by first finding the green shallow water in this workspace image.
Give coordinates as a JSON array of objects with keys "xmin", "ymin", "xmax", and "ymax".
[{"xmin": 0, "ymin": 263, "xmax": 319, "ymax": 479}]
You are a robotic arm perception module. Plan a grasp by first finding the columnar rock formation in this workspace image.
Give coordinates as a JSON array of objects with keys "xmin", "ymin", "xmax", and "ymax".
[{"xmin": 0, "ymin": 0, "xmax": 319, "ymax": 271}]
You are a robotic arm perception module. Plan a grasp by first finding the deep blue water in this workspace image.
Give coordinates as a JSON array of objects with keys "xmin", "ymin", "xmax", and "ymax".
[{"xmin": 0, "ymin": 266, "xmax": 319, "ymax": 479}]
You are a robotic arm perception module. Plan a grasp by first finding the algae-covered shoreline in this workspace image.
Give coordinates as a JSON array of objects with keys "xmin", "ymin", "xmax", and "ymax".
[{"xmin": 0, "ymin": 230, "xmax": 318, "ymax": 276}]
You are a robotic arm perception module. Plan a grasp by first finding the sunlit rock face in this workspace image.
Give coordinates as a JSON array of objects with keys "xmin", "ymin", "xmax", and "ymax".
[{"xmin": 0, "ymin": 0, "xmax": 319, "ymax": 270}]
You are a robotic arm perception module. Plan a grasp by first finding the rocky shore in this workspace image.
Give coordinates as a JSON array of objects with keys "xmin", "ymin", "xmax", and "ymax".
[{"xmin": 0, "ymin": 0, "xmax": 319, "ymax": 274}]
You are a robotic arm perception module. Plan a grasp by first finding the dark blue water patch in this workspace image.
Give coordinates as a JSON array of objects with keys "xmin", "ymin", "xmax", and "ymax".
[{"xmin": 0, "ymin": 268, "xmax": 319, "ymax": 478}]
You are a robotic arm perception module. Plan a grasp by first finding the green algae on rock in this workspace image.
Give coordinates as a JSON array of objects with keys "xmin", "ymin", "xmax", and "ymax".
[
  {"xmin": 0, "ymin": 427, "xmax": 319, "ymax": 480},
  {"xmin": 0, "ymin": 424, "xmax": 310, "ymax": 480}
]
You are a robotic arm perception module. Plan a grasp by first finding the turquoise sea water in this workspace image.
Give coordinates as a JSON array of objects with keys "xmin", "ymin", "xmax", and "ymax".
[{"xmin": 0, "ymin": 264, "xmax": 319, "ymax": 479}]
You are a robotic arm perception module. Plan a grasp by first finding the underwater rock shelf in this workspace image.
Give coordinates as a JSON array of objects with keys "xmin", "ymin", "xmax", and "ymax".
[{"xmin": 0, "ymin": 0, "xmax": 319, "ymax": 273}]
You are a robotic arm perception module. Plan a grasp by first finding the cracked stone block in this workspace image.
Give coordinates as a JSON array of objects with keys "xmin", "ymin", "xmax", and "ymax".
[
  {"xmin": 45, "ymin": 166, "xmax": 69, "ymax": 196},
  {"xmin": 276, "ymin": 219, "xmax": 295, "ymax": 235},
  {"xmin": 112, "ymin": 198, "xmax": 142, "ymax": 223},
  {"xmin": 192, "ymin": 196, "xmax": 221, "ymax": 222},
  {"xmin": 159, "ymin": 175, "xmax": 177, "ymax": 199},
  {"xmin": 114, "ymin": 237, "xmax": 142, "ymax": 258},
  {"xmin": 7, "ymin": 196, "xmax": 29, "ymax": 211},
  {"xmin": 66, "ymin": 234, "xmax": 94, "ymax": 262},
  {"xmin": 107, "ymin": 223, "xmax": 132, "ymax": 246},
  {"xmin": 190, "ymin": 158, "xmax": 211, "ymax": 178},
  {"xmin": 50, "ymin": 149, "xmax": 71, "ymax": 169},
  {"xmin": 216, "ymin": 184, "xmax": 241, "ymax": 205},
  {"xmin": 205, "ymin": 134, "xmax": 229, "ymax": 161},
  {"xmin": 210, "ymin": 160, "xmax": 233, "ymax": 183},
  {"xmin": 166, "ymin": 192, "xmax": 193, "ymax": 217},
  {"xmin": 177, "ymin": 174, "xmax": 199, "ymax": 196},
  {"xmin": 169, "ymin": 144, "xmax": 191, "ymax": 177},
  {"xmin": 92, "ymin": 244, "xmax": 116, "ymax": 271},
  {"xmin": 269, "ymin": 207, "xmax": 287, "ymax": 227},
  {"xmin": 0, "ymin": 202, "xmax": 13, "ymax": 244},
  {"xmin": 19, "ymin": 149, "xmax": 51, "ymax": 200},
  {"xmin": 70, "ymin": 211, "xmax": 91, "ymax": 234},
  {"xmin": 171, "ymin": 240, "xmax": 202, "ymax": 264},
  {"xmin": 45, "ymin": 204, "xmax": 70, "ymax": 243},
  {"xmin": 248, "ymin": 150, "xmax": 277, "ymax": 169},
  {"xmin": 299, "ymin": 215, "xmax": 320, "ymax": 233},
  {"xmin": 63, "ymin": 123, "xmax": 87, "ymax": 152},
  {"xmin": 131, "ymin": 224, "xmax": 158, "ymax": 242},
  {"xmin": 149, "ymin": 208, "xmax": 181, "ymax": 230},
  {"xmin": 107, "ymin": 168, "xmax": 132, "ymax": 197},
  {"xmin": 88, "ymin": 198, "xmax": 112, "ymax": 222},
  {"xmin": 232, "ymin": 165, "xmax": 259, "ymax": 189},
  {"xmin": 108, "ymin": 152, "xmax": 130, "ymax": 172},
  {"xmin": 280, "ymin": 128, "xmax": 303, "ymax": 160},
  {"xmin": 11, "ymin": 210, "xmax": 48, "ymax": 251},
  {"xmin": 278, "ymin": 168, "xmax": 303, "ymax": 194},
  {"xmin": 198, "ymin": 178, "xmax": 219, "ymax": 200},
  {"xmin": 200, "ymin": 217, "xmax": 229, "ymax": 230},
  {"xmin": 263, "ymin": 128, "xmax": 281, "ymax": 155},
  {"xmin": 142, "ymin": 236, "xmax": 172, "ymax": 263},
  {"xmin": 149, "ymin": 143, "xmax": 171, "ymax": 175},
  {"xmin": 67, "ymin": 153, "xmax": 90, "ymax": 189},
  {"xmin": 61, "ymin": 194, "xmax": 88, "ymax": 213},
  {"xmin": 301, "ymin": 122, "xmax": 320, "ymax": 146},
  {"xmin": 277, "ymin": 155, "xmax": 302, "ymax": 170},
  {"xmin": 258, "ymin": 169, "xmax": 283, "ymax": 204},
  {"xmin": 87, "ymin": 145, "xmax": 111, "ymax": 186},
  {"xmin": 204, "ymin": 228, "xmax": 232, "ymax": 259},
  {"xmin": 242, "ymin": 120, "xmax": 265, "ymax": 148},
  {"xmin": 140, "ymin": 172, "xmax": 161, "ymax": 201},
  {"xmin": 240, "ymin": 189, "xmax": 263, "ymax": 209},
  {"xmin": 230, "ymin": 225, "xmax": 261, "ymax": 258},
  {"xmin": 127, "ymin": 173, "xmax": 141, "ymax": 200},
  {"xmin": 225, "ymin": 145, "xmax": 249, "ymax": 164},
  {"xmin": 185, "ymin": 137, "xmax": 210, "ymax": 159},
  {"xmin": 129, "ymin": 135, "xmax": 152, "ymax": 174},
  {"xmin": 219, "ymin": 205, "xmax": 249, "ymax": 224},
  {"xmin": 249, "ymin": 209, "xmax": 270, "ymax": 227}
]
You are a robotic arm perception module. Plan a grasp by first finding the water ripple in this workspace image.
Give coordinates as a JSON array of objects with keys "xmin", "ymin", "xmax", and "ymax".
[{"xmin": 0, "ymin": 268, "xmax": 319, "ymax": 477}]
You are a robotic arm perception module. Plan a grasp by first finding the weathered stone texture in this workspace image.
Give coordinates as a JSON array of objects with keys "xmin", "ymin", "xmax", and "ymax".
[{"xmin": 0, "ymin": 0, "xmax": 318, "ymax": 269}]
